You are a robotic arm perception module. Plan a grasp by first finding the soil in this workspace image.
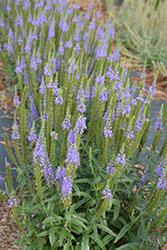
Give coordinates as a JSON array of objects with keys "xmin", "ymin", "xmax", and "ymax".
[{"xmin": 0, "ymin": 0, "xmax": 167, "ymax": 249}]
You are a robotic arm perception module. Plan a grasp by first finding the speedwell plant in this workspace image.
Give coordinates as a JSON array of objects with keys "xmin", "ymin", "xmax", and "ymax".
[{"xmin": 1, "ymin": 0, "xmax": 167, "ymax": 249}]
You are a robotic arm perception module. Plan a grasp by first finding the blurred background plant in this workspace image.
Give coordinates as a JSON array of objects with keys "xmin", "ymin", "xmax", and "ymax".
[{"xmin": 105, "ymin": 0, "xmax": 167, "ymax": 78}]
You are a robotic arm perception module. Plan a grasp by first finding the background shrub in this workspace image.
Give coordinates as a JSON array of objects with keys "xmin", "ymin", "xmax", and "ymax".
[{"xmin": 105, "ymin": 0, "xmax": 167, "ymax": 78}]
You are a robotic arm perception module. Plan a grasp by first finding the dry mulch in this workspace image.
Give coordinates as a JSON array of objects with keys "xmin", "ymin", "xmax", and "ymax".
[{"xmin": 0, "ymin": 0, "xmax": 167, "ymax": 249}]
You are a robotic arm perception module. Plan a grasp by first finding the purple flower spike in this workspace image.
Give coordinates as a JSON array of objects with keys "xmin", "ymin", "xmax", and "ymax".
[
  {"xmin": 18, "ymin": 35, "xmax": 22, "ymax": 45},
  {"xmin": 62, "ymin": 111, "xmax": 71, "ymax": 131},
  {"xmin": 30, "ymin": 99, "xmax": 39, "ymax": 120},
  {"xmin": 155, "ymin": 110, "xmax": 163, "ymax": 131},
  {"xmin": 58, "ymin": 44, "xmax": 64, "ymax": 56},
  {"xmin": 157, "ymin": 178, "xmax": 167, "ymax": 190},
  {"xmin": 8, "ymin": 30, "xmax": 14, "ymax": 40},
  {"xmin": 116, "ymin": 148, "xmax": 126, "ymax": 167},
  {"xmin": 33, "ymin": 125, "xmax": 55, "ymax": 187},
  {"xmin": 61, "ymin": 176, "xmax": 72, "ymax": 200},
  {"xmin": 13, "ymin": 94, "xmax": 21, "ymax": 108},
  {"xmin": 50, "ymin": 131, "xmax": 58, "ymax": 140},
  {"xmin": 74, "ymin": 116, "xmax": 87, "ymax": 134},
  {"xmin": 4, "ymin": 40, "xmax": 13, "ymax": 55},
  {"xmin": 15, "ymin": 14, "xmax": 23, "ymax": 28},
  {"xmin": 104, "ymin": 120, "xmax": 113, "ymax": 138},
  {"xmin": 155, "ymin": 159, "xmax": 167, "ymax": 191},
  {"xmin": 112, "ymin": 48, "xmax": 120, "ymax": 63},
  {"xmin": 8, "ymin": 191, "xmax": 18, "ymax": 209},
  {"xmin": 89, "ymin": 17, "xmax": 96, "ymax": 30},
  {"xmin": 68, "ymin": 130, "xmax": 76, "ymax": 144},
  {"xmin": 125, "ymin": 124, "xmax": 134, "ymax": 140},
  {"xmin": 36, "ymin": 51, "xmax": 42, "ymax": 64},
  {"xmin": 88, "ymin": 2, "xmax": 92, "ymax": 10},
  {"xmin": 99, "ymin": 88, "xmax": 108, "ymax": 102},
  {"xmin": 102, "ymin": 186, "xmax": 112, "ymax": 200},
  {"xmin": 28, "ymin": 124, "xmax": 37, "ymax": 142},
  {"xmin": 97, "ymin": 10, "xmax": 101, "ymax": 19},
  {"xmin": 11, "ymin": 121, "xmax": 20, "ymax": 140},
  {"xmin": 55, "ymin": 95, "xmax": 63, "ymax": 105},
  {"xmin": 39, "ymin": 78, "xmax": 45, "ymax": 95},
  {"xmin": 141, "ymin": 169, "xmax": 150, "ymax": 184},
  {"xmin": 30, "ymin": 54, "xmax": 38, "ymax": 71},
  {"xmin": 6, "ymin": 5, "xmax": 10, "ymax": 12},
  {"xmin": 0, "ymin": 175, "xmax": 3, "ymax": 183},
  {"xmin": 106, "ymin": 161, "xmax": 115, "ymax": 175},
  {"xmin": 68, "ymin": 58, "xmax": 77, "ymax": 75},
  {"xmin": 73, "ymin": 3, "xmax": 80, "ymax": 9},
  {"xmin": 56, "ymin": 166, "xmax": 66, "ymax": 185},
  {"xmin": 44, "ymin": 63, "xmax": 52, "ymax": 77},
  {"xmin": 65, "ymin": 144, "xmax": 80, "ymax": 167},
  {"xmin": 77, "ymin": 102, "xmax": 86, "ymax": 113},
  {"xmin": 65, "ymin": 40, "xmax": 73, "ymax": 48},
  {"xmin": 56, "ymin": 167, "xmax": 72, "ymax": 201},
  {"xmin": 148, "ymin": 76, "xmax": 157, "ymax": 98}
]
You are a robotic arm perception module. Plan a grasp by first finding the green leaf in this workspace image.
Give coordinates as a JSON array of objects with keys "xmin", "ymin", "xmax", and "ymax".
[
  {"xmin": 91, "ymin": 176, "xmax": 101, "ymax": 186},
  {"xmin": 111, "ymin": 200, "xmax": 120, "ymax": 223},
  {"xmin": 49, "ymin": 211, "xmax": 63, "ymax": 221},
  {"xmin": 73, "ymin": 183, "xmax": 81, "ymax": 196},
  {"xmin": 49, "ymin": 226, "xmax": 56, "ymax": 246},
  {"xmin": 71, "ymin": 224, "xmax": 83, "ymax": 234},
  {"xmin": 102, "ymin": 234, "xmax": 115, "ymax": 245},
  {"xmin": 71, "ymin": 215, "xmax": 88, "ymax": 224},
  {"xmin": 75, "ymin": 197, "xmax": 90, "ymax": 210},
  {"xmin": 93, "ymin": 221, "xmax": 98, "ymax": 238},
  {"xmin": 37, "ymin": 237, "xmax": 43, "ymax": 250},
  {"xmin": 90, "ymin": 234, "xmax": 106, "ymax": 250},
  {"xmin": 74, "ymin": 178, "xmax": 92, "ymax": 184},
  {"xmin": 25, "ymin": 246, "xmax": 36, "ymax": 250},
  {"xmin": 71, "ymin": 218, "xmax": 88, "ymax": 230},
  {"xmin": 91, "ymin": 155, "xmax": 100, "ymax": 167},
  {"xmin": 73, "ymin": 191, "xmax": 92, "ymax": 200},
  {"xmin": 42, "ymin": 216, "xmax": 62, "ymax": 224},
  {"xmin": 0, "ymin": 192, "xmax": 8, "ymax": 201},
  {"xmin": 59, "ymin": 227, "xmax": 66, "ymax": 247},
  {"xmin": 82, "ymin": 233, "xmax": 89, "ymax": 250},
  {"xmin": 155, "ymin": 0, "xmax": 160, "ymax": 9},
  {"xmin": 63, "ymin": 240, "xmax": 71, "ymax": 250},
  {"xmin": 115, "ymin": 243, "xmax": 140, "ymax": 250},
  {"xmin": 37, "ymin": 231, "xmax": 49, "ymax": 237},
  {"xmin": 44, "ymin": 194, "xmax": 59, "ymax": 203},
  {"xmin": 97, "ymin": 224, "xmax": 116, "ymax": 238},
  {"xmin": 114, "ymin": 223, "xmax": 133, "ymax": 244}
]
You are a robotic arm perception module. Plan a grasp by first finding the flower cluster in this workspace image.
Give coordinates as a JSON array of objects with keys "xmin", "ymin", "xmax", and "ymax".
[
  {"xmin": 56, "ymin": 166, "xmax": 72, "ymax": 202},
  {"xmin": 116, "ymin": 148, "xmax": 126, "ymax": 167},
  {"xmin": 106, "ymin": 161, "xmax": 115, "ymax": 175},
  {"xmin": 102, "ymin": 186, "xmax": 112, "ymax": 200},
  {"xmin": 0, "ymin": 175, "xmax": 3, "ymax": 183},
  {"xmin": 156, "ymin": 159, "xmax": 167, "ymax": 190},
  {"xmin": 155, "ymin": 109, "xmax": 163, "ymax": 131},
  {"xmin": 33, "ymin": 125, "xmax": 55, "ymax": 187},
  {"xmin": 8, "ymin": 191, "xmax": 18, "ymax": 209},
  {"xmin": 11, "ymin": 121, "xmax": 20, "ymax": 140}
]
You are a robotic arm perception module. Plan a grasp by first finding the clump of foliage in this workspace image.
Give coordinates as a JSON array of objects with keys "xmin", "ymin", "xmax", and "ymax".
[
  {"xmin": 105, "ymin": 0, "xmax": 167, "ymax": 77},
  {"xmin": 0, "ymin": 1, "xmax": 167, "ymax": 250}
]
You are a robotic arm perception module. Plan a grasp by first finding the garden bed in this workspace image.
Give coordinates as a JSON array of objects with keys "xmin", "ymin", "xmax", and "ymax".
[{"xmin": 0, "ymin": 0, "xmax": 167, "ymax": 249}]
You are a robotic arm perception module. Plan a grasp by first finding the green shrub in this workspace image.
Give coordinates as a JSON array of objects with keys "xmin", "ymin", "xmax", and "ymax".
[
  {"xmin": 0, "ymin": 0, "xmax": 167, "ymax": 249},
  {"xmin": 106, "ymin": 0, "xmax": 167, "ymax": 77}
]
